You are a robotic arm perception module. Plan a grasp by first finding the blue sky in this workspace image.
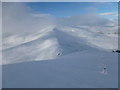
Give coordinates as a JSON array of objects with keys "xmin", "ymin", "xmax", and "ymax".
[{"xmin": 26, "ymin": 2, "xmax": 118, "ymax": 19}]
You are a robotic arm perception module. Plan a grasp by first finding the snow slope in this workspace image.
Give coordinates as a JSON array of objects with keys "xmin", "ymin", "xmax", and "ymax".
[
  {"xmin": 2, "ymin": 26, "xmax": 118, "ymax": 65},
  {"xmin": 3, "ymin": 50, "xmax": 118, "ymax": 88},
  {"xmin": 2, "ymin": 26, "xmax": 118, "ymax": 88},
  {"xmin": 2, "ymin": 3, "xmax": 118, "ymax": 88}
]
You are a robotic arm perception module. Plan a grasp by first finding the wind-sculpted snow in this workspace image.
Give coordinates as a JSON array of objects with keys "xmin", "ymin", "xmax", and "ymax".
[
  {"xmin": 2, "ymin": 27, "xmax": 97, "ymax": 64},
  {"xmin": 56, "ymin": 26, "xmax": 118, "ymax": 50},
  {"xmin": 2, "ymin": 25, "xmax": 118, "ymax": 65}
]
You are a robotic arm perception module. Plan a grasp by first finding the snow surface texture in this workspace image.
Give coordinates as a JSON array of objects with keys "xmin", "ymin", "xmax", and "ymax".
[
  {"xmin": 2, "ymin": 3, "xmax": 118, "ymax": 88},
  {"xmin": 3, "ymin": 51, "xmax": 118, "ymax": 88}
]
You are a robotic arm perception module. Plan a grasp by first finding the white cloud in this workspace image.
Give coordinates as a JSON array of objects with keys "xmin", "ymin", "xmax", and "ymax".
[
  {"xmin": 58, "ymin": 13, "xmax": 113, "ymax": 27},
  {"xmin": 3, "ymin": 3, "xmax": 56, "ymax": 35},
  {"xmin": 100, "ymin": 12, "xmax": 118, "ymax": 16}
]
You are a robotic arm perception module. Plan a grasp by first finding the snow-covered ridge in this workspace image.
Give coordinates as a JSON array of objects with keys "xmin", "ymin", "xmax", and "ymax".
[
  {"xmin": 2, "ymin": 3, "xmax": 118, "ymax": 65},
  {"xmin": 2, "ymin": 25, "xmax": 118, "ymax": 65},
  {"xmin": 2, "ymin": 25, "xmax": 118, "ymax": 88}
]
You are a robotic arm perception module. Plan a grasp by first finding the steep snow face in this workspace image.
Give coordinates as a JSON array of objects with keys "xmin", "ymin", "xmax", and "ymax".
[
  {"xmin": 2, "ymin": 26, "xmax": 59, "ymax": 64},
  {"xmin": 2, "ymin": 26, "xmax": 56, "ymax": 50},
  {"xmin": 2, "ymin": 26, "xmax": 97, "ymax": 65},
  {"xmin": 2, "ymin": 25, "xmax": 118, "ymax": 65},
  {"xmin": 56, "ymin": 26, "xmax": 118, "ymax": 51}
]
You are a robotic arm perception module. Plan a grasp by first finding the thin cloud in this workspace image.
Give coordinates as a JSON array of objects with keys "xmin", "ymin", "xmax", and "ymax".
[{"xmin": 100, "ymin": 12, "xmax": 117, "ymax": 16}]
